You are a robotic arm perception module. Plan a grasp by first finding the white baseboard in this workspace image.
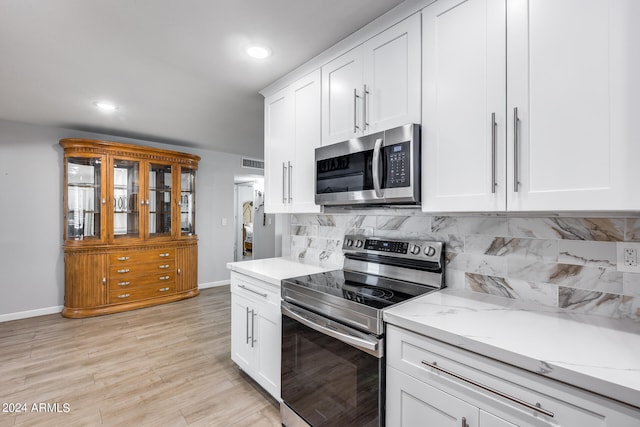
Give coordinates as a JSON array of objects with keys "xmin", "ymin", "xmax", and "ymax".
[
  {"xmin": 199, "ymin": 280, "xmax": 230, "ymax": 290},
  {"xmin": 0, "ymin": 305, "xmax": 63, "ymax": 323}
]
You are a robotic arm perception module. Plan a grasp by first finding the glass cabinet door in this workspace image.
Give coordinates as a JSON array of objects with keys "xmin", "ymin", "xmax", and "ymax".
[
  {"xmin": 148, "ymin": 163, "xmax": 172, "ymax": 238},
  {"xmin": 180, "ymin": 167, "xmax": 196, "ymax": 236},
  {"xmin": 112, "ymin": 159, "xmax": 140, "ymax": 239},
  {"xmin": 66, "ymin": 157, "xmax": 103, "ymax": 241}
]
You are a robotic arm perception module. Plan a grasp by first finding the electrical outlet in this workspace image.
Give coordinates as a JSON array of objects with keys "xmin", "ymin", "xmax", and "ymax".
[{"xmin": 617, "ymin": 242, "xmax": 640, "ymax": 272}]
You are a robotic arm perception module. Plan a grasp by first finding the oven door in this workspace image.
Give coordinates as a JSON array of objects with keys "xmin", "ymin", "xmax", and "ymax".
[{"xmin": 281, "ymin": 302, "xmax": 384, "ymax": 427}]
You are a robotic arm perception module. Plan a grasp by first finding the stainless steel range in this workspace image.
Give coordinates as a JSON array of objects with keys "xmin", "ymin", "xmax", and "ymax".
[{"xmin": 280, "ymin": 235, "xmax": 445, "ymax": 427}]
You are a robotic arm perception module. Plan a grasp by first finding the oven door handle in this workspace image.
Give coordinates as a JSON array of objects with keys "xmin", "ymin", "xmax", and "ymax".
[
  {"xmin": 282, "ymin": 303, "xmax": 382, "ymax": 358},
  {"xmin": 372, "ymin": 137, "xmax": 384, "ymax": 199}
]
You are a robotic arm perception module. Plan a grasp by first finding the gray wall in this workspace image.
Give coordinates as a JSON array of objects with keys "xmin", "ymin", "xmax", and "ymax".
[{"xmin": 0, "ymin": 119, "xmax": 251, "ymax": 319}]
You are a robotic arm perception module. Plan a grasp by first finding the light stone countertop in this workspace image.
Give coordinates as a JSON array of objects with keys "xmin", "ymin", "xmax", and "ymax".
[
  {"xmin": 226, "ymin": 256, "xmax": 337, "ymax": 286},
  {"xmin": 383, "ymin": 288, "xmax": 640, "ymax": 410}
]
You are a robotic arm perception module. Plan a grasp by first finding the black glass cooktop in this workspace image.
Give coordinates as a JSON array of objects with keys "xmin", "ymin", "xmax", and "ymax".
[{"xmin": 283, "ymin": 269, "xmax": 437, "ymax": 310}]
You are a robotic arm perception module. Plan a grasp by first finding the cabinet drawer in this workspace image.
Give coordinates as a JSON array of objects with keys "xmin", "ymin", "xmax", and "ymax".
[
  {"xmin": 230, "ymin": 272, "xmax": 279, "ymax": 306},
  {"xmin": 108, "ymin": 272, "xmax": 175, "ymax": 291},
  {"xmin": 109, "ymin": 249, "xmax": 175, "ymax": 264},
  {"xmin": 387, "ymin": 325, "xmax": 637, "ymax": 426},
  {"xmin": 109, "ymin": 282, "xmax": 176, "ymax": 303},
  {"xmin": 109, "ymin": 261, "xmax": 175, "ymax": 277}
]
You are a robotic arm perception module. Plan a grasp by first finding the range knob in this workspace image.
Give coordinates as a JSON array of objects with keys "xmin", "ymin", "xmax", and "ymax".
[
  {"xmin": 424, "ymin": 246, "xmax": 436, "ymax": 257},
  {"xmin": 355, "ymin": 240, "xmax": 364, "ymax": 248},
  {"xmin": 345, "ymin": 239, "xmax": 354, "ymax": 247},
  {"xmin": 410, "ymin": 244, "xmax": 421, "ymax": 255}
]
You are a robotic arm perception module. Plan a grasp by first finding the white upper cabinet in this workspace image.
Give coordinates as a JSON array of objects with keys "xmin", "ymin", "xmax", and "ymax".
[
  {"xmin": 422, "ymin": 0, "xmax": 507, "ymax": 212},
  {"xmin": 322, "ymin": 13, "xmax": 421, "ymax": 145},
  {"xmin": 264, "ymin": 70, "xmax": 322, "ymax": 214},
  {"xmin": 423, "ymin": 0, "xmax": 640, "ymax": 212}
]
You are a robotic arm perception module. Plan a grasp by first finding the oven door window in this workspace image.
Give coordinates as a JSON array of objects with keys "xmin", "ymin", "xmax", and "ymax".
[
  {"xmin": 316, "ymin": 150, "xmax": 374, "ymax": 194},
  {"xmin": 281, "ymin": 315, "xmax": 381, "ymax": 427}
]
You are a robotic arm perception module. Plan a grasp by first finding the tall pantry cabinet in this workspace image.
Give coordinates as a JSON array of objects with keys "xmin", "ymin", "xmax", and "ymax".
[
  {"xmin": 422, "ymin": 0, "xmax": 640, "ymax": 212},
  {"xmin": 60, "ymin": 138, "xmax": 200, "ymax": 318}
]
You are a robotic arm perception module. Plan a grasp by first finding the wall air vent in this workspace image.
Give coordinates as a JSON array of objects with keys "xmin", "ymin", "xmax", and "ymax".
[{"xmin": 242, "ymin": 157, "xmax": 264, "ymax": 170}]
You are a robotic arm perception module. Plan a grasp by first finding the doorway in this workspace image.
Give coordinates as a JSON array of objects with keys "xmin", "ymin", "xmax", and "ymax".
[{"xmin": 234, "ymin": 177, "xmax": 276, "ymax": 262}]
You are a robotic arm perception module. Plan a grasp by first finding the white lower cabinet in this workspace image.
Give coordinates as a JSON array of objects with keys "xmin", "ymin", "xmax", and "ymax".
[
  {"xmin": 230, "ymin": 272, "xmax": 281, "ymax": 401},
  {"xmin": 386, "ymin": 325, "xmax": 640, "ymax": 426}
]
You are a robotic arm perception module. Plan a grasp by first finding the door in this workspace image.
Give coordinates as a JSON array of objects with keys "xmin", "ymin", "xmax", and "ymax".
[
  {"xmin": 264, "ymin": 88, "xmax": 291, "ymax": 213},
  {"xmin": 364, "ymin": 13, "xmax": 421, "ymax": 134},
  {"xmin": 322, "ymin": 48, "xmax": 363, "ymax": 145},
  {"xmin": 387, "ymin": 366, "xmax": 479, "ymax": 427},
  {"xmin": 291, "ymin": 69, "xmax": 322, "ymax": 213},
  {"xmin": 147, "ymin": 162, "xmax": 173, "ymax": 240},
  {"xmin": 111, "ymin": 157, "xmax": 141, "ymax": 241},
  {"xmin": 64, "ymin": 154, "xmax": 106, "ymax": 242},
  {"xmin": 507, "ymin": 0, "xmax": 640, "ymax": 211},
  {"xmin": 253, "ymin": 303, "xmax": 281, "ymax": 399},
  {"xmin": 422, "ymin": 0, "xmax": 507, "ymax": 212},
  {"xmin": 230, "ymin": 293, "xmax": 253, "ymax": 372}
]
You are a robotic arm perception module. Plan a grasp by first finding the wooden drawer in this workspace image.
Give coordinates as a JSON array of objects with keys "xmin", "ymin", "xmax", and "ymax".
[
  {"xmin": 108, "ymin": 272, "xmax": 175, "ymax": 291},
  {"xmin": 109, "ymin": 249, "xmax": 175, "ymax": 264},
  {"xmin": 109, "ymin": 282, "xmax": 176, "ymax": 304},
  {"xmin": 109, "ymin": 260, "xmax": 175, "ymax": 277}
]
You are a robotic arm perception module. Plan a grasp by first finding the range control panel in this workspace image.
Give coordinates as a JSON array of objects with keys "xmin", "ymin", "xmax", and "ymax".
[{"xmin": 342, "ymin": 235, "xmax": 442, "ymax": 261}]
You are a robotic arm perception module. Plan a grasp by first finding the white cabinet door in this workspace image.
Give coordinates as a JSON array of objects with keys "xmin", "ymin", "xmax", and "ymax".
[
  {"xmin": 264, "ymin": 88, "xmax": 291, "ymax": 213},
  {"xmin": 364, "ymin": 13, "xmax": 421, "ymax": 134},
  {"xmin": 387, "ymin": 366, "xmax": 479, "ymax": 427},
  {"xmin": 479, "ymin": 410, "xmax": 517, "ymax": 427},
  {"xmin": 291, "ymin": 69, "xmax": 322, "ymax": 213},
  {"xmin": 422, "ymin": 0, "xmax": 507, "ymax": 212},
  {"xmin": 230, "ymin": 293, "xmax": 253, "ymax": 372},
  {"xmin": 507, "ymin": 0, "xmax": 640, "ymax": 211},
  {"xmin": 322, "ymin": 48, "xmax": 363, "ymax": 145},
  {"xmin": 253, "ymin": 302, "xmax": 281, "ymax": 400}
]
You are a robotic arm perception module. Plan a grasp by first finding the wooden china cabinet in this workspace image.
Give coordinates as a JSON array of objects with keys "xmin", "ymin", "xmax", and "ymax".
[{"xmin": 60, "ymin": 138, "xmax": 200, "ymax": 318}]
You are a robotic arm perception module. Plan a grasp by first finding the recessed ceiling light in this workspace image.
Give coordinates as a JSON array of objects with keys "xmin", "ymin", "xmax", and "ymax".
[
  {"xmin": 93, "ymin": 101, "xmax": 118, "ymax": 112},
  {"xmin": 246, "ymin": 45, "xmax": 272, "ymax": 59}
]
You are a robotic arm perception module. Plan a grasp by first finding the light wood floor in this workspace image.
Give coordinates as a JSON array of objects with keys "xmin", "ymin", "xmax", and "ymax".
[{"xmin": 0, "ymin": 286, "xmax": 280, "ymax": 427}]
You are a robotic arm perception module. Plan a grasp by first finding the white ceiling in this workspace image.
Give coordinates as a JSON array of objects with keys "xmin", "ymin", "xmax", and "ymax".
[{"xmin": 0, "ymin": 0, "xmax": 406, "ymax": 158}]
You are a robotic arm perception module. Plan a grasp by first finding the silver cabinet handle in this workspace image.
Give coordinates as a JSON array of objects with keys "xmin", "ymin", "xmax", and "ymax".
[
  {"xmin": 282, "ymin": 162, "xmax": 287, "ymax": 204},
  {"xmin": 102, "ymin": 277, "xmax": 106, "ymax": 286},
  {"xmin": 159, "ymin": 287, "xmax": 170, "ymax": 292},
  {"xmin": 141, "ymin": 199, "xmax": 145, "ymax": 206},
  {"xmin": 372, "ymin": 138, "xmax": 384, "ymax": 198},
  {"xmin": 461, "ymin": 417, "xmax": 467, "ymax": 427},
  {"xmin": 491, "ymin": 112, "xmax": 497, "ymax": 194},
  {"xmin": 118, "ymin": 281, "xmax": 130, "ymax": 287},
  {"xmin": 353, "ymin": 88, "xmax": 360, "ymax": 133},
  {"xmin": 251, "ymin": 310, "xmax": 257, "ymax": 348},
  {"xmin": 116, "ymin": 256, "xmax": 129, "ymax": 261},
  {"xmin": 363, "ymin": 84, "xmax": 369, "ymax": 130},
  {"xmin": 513, "ymin": 107, "xmax": 520, "ymax": 192},
  {"xmin": 288, "ymin": 161, "xmax": 293, "ymax": 203},
  {"xmin": 246, "ymin": 307, "xmax": 251, "ymax": 344},
  {"xmin": 159, "ymin": 253, "xmax": 170, "ymax": 257},
  {"xmin": 159, "ymin": 275, "xmax": 170, "ymax": 280},
  {"xmin": 146, "ymin": 199, "xmax": 150, "ymax": 205},
  {"xmin": 159, "ymin": 264, "xmax": 170, "ymax": 269},
  {"xmin": 238, "ymin": 284, "xmax": 268, "ymax": 298},
  {"xmin": 177, "ymin": 268, "xmax": 181, "ymax": 276},
  {"xmin": 101, "ymin": 198, "xmax": 106, "ymax": 205},
  {"xmin": 117, "ymin": 268, "xmax": 129, "ymax": 273},
  {"xmin": 117, "ymin": 293, "xmax": 130, "ymax": 299},
  {"xmin": 421, "ymin": 360, "xmax": 554, "ymax": 418}
]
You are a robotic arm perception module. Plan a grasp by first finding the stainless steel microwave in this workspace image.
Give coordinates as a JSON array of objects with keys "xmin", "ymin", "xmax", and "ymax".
[{"xmin": 315, "ymin": 124, "xmax": 420, "ymax": 206}]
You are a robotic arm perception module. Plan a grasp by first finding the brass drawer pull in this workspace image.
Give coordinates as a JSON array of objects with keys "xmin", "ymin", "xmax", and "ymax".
[
  {"xmin": 118, "ymin": 281, "xmax": 131, "ymax": 287},
  {"xmin": 116, "ymin": 256, "xmax": 130, "ymax": 261},
  {"xmin": 117, "ymin": 269, "xmax": 130, "ymax": 273},
  {"xmin": 159, "ymin": 264, "xmax": 170, "ymax": 269},
  {"xmin": 420, "ymin": 360, "xmax": 555, "ymax": 418},
  {"xmin": 159, "ymin": 253, "xmax": 170, "ymax": 257},
  {"xmin": 159, "ymin": 275, "xmax": 170, "ymax": 280},
  {"xmin": 159, "ymin": 287, "xmax": 170, "ymax": 292},
  {"xmin": 117, "ymin": 293, "xmax": 130, "ymax": 299}
]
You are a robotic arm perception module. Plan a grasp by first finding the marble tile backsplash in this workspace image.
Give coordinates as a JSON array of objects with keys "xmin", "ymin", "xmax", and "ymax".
[{"xmin": 287, "ymin": 212, "xmax": 640, "ymax": 321}]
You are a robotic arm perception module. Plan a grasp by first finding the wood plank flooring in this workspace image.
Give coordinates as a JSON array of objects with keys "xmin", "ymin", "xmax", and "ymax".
[{"xmin": 0, "ymin": 286, "xmax": 280, "ymax": 426}]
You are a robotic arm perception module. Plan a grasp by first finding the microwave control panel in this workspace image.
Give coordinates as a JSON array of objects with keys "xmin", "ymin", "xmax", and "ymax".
[{"xmin": 384, "ymin": 141, "xmax": 410, "ymax": 188}]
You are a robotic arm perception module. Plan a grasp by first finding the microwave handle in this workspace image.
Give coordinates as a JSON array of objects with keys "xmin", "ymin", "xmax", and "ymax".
[{"xmin": 372, "ymin": 138, "xmax": 384, "ymax": 198}]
